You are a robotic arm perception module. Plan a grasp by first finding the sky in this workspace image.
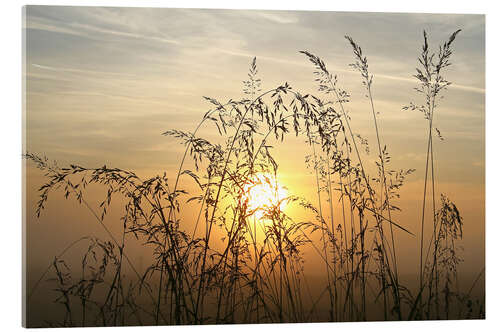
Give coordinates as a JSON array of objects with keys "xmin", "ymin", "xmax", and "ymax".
[
  {"xmin": 23, "ymin": 5, "xmax": 485, "ymax": 325},
  {"xmin": 24, "ymin": 7, "xmax": 484, "ymax": 173}
]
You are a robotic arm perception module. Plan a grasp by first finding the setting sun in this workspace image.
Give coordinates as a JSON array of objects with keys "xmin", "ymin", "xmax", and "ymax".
[{"xmin": 242, "ymin": 173, "xmax": 288, "ymax": 219}]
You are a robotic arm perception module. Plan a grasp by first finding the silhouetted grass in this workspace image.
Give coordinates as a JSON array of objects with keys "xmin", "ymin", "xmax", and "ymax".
[{"xmin": 24, "ymin": 29, "xmax": 484, "ymax": 327}]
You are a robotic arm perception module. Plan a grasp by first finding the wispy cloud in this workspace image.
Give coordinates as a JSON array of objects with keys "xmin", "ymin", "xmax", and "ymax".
[
  {"xmin": 26, "ymin": 17, "xmax": 179, "ymax": 45},
  {"xmin": 256, "ymin": 12, "xmax": 299, "ymax": 24},
  {"xmin": 69, "ymin": 22, "xmax": 179, "ymax": 45},
  {"xmin": 31, "ymin": 63, "xmax": 138, "ymax": 77},
  {"xmin": 373, "ymin": 72, "xmax": 485, "ymax": 94}
]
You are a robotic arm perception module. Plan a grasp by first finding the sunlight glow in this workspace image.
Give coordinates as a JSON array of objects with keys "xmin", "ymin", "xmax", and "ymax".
[{"xmin": 242, "ymin": 173, "xmax": 288, "ymax": 220}]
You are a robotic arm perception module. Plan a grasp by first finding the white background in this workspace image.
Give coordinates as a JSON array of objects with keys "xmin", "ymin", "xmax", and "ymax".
[{"xmin": 1, "ymin": 0, "xmax": 497, "ymax": 332}]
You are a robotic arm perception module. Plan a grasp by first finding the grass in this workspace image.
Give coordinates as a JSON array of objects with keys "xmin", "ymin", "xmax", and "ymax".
[{"xmin": 24, "ymin": 29, "xmax": 484, "ymax": 327}]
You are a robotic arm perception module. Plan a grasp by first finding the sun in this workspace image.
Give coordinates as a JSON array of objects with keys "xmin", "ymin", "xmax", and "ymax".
[{"xmin": 242, "ymin": 173, "xmax": 288, "ymax": 220}]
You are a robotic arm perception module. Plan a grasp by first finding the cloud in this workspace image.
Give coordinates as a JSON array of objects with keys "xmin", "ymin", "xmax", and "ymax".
[
  {"xmin": 256, "ymin": 12, "xmax": 299, "ymax": 24},
  {"xmin": 373, "ymin": 72, "xmax": 485, "ymax": 94},
  {"xmin": 26, "ymin": 14, "xmax": 179, "ymax": 46},
  {"xmin": 31, "ymin": 63, "xmax": 138, "ymax": 77},
  {"xmin": 69, "ymin": 22, "xmax": 179, "ymax": 45}
]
